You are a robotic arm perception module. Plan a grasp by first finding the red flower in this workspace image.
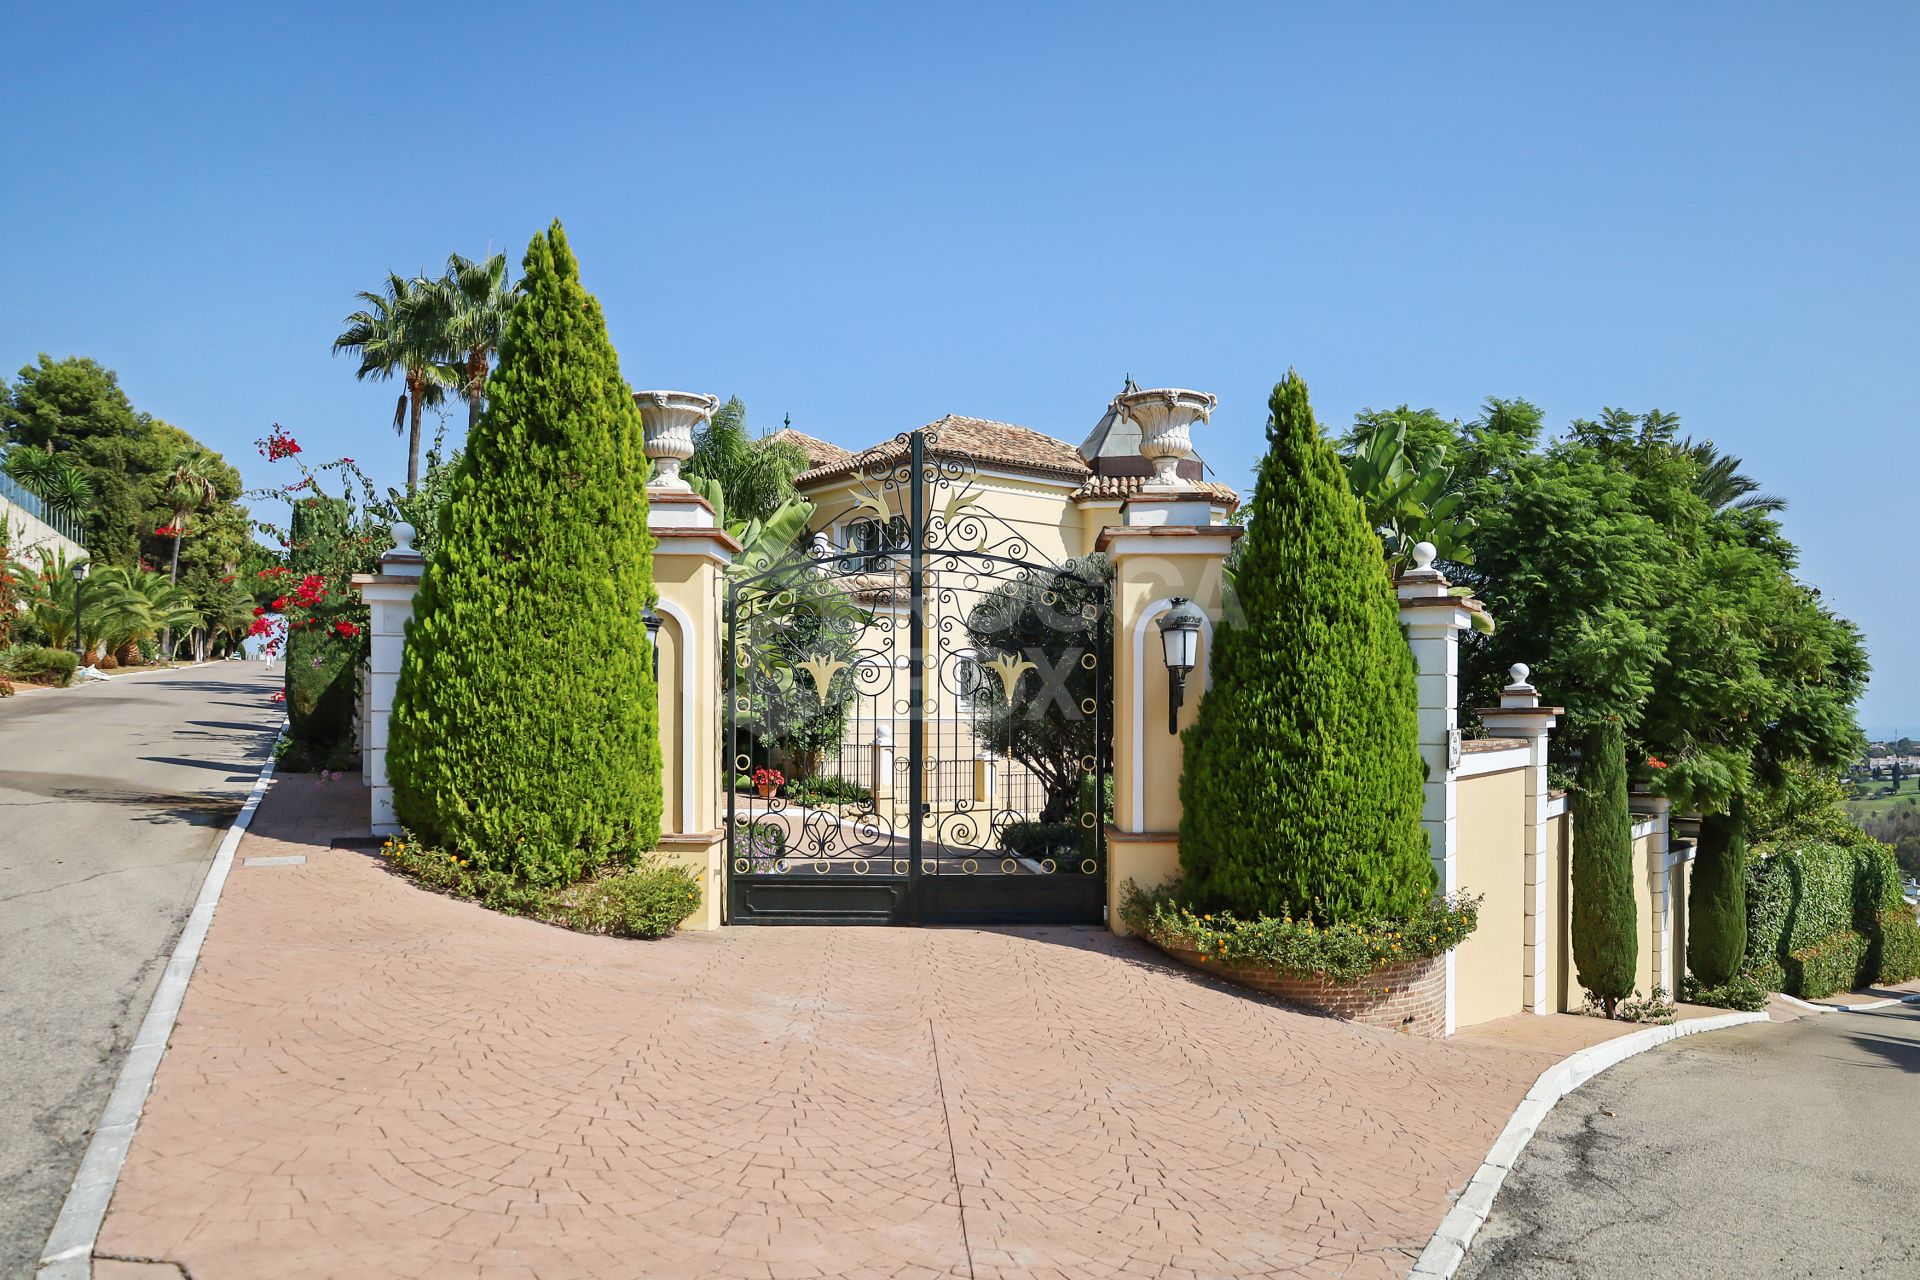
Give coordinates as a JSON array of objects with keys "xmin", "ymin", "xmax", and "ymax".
[
  {"xmin": 332, "ymin": 620, "xmax": 360, "ymax": 639},
  {"xmin": 1646, "ymin": 756, "xmax": 1669, "ymax": 770},
  {"xmin": 252, "ymin": 605, "xmax": 266, "ymax": 617},
  {"xmin": 257, "ymin": 566, "xmax": 290, "ymax": 578},
  {"xmin": 271, "ymin": 596, "xmax": 289, "ymax": 611},
  {"xmin": 247, "ymin": 617, "xmax": 274, "ymax": 637},
  {"xmin": 154, "ymin": 525, "xmax": 180, "ymax": 537}
]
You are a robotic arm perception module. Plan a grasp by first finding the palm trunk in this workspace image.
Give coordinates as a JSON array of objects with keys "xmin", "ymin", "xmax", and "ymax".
[
  {"xmin": 468, "ymin": 347, "xmax": 487, "ymax": 432},
  {"xmin": 162, "ymin": 528, "xmax": 183, "ymax": 660},
  {"xmin": 405, "ymin": 371, "xmax": 424, "ymax": 493}
]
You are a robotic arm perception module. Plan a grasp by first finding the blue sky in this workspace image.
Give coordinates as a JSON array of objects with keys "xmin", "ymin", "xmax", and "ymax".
[{"xmin": 4, "ymin": 3, "xmax": 1915, "ymax": 731}]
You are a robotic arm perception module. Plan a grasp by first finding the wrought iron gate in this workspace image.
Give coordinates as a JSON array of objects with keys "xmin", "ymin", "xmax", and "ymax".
[{"xmin": 725, "ymin": 429, "xmax": 1112, "ymax": 925}]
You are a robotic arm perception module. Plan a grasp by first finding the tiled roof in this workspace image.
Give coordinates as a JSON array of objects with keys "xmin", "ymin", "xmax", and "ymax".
[
  {"xmin": 1070, "ymin": 473, "xmax": 1240, "ymax": 510},
  {"xmin": 795, "ymin": 415, "xmax": 1090, "ymax": 487},
  {"xmin": 766, "ymin": 427, "xmax": 853, "ymax": 470}
]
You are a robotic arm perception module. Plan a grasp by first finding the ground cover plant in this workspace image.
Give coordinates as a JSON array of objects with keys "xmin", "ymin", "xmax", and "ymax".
[
  {"xmin": 1120, "ymin": 880, "xmax": 1478, "ymax": 985},
  {"xmin": 378, "ymin": 835, "xmax": 699, "ymax": 939}
]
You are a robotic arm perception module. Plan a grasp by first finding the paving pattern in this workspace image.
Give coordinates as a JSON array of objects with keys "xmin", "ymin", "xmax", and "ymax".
[{"xmin": 97, "ymin": 780, "xmax": 1559, "ymax": 1279}]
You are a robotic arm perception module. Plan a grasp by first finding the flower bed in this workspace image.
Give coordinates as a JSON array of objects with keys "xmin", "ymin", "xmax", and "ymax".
[
  {"xmin": 378, "ymin": 835, "xmax": 700, "ymax": 939},
  {"xmin": 1120, "ymin": 881, "xmax": 1478, "ymax": 1036}
]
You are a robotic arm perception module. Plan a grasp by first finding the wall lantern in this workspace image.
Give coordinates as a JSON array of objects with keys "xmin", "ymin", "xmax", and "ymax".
[
  {"xmin": 70, "ymin": 560, "xmax": 90, "ymax": 660},
  {"xmin": 643, "ymin": 605, "xmax": 662, "ymax": 676},
  {"xmin": 1156, "ymin": 597, "xmax": 1205, "ymax": 734}
]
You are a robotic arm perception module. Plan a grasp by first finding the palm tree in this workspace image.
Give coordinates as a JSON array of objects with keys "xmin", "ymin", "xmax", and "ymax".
[
  {"xmin": 2, "ymin": 444, "xmax": 94, "ymax": 519},
  {"xmin": 1679, "ymin": 438, "xmax": 1787, "ymax": 515},
  {"xmin": 332, "ymin": 272, "xmax": 451, "ymax": 492},
  {"xmin": 434, "ymin": 252, "xmax": 516, "ymax": 432},
  {"xmin": 157, "ymin": 450, "xmax": 219, "ymax": 659}
]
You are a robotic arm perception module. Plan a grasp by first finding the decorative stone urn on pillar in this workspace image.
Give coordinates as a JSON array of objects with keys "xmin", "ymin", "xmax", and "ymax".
[
  {"xmin": 634, "ymin": 390, "xmax": 719, "ymax": 491},
  {"xmin": 1115, "ymin": 387, "xmax": 1218, "ymax": 484}
]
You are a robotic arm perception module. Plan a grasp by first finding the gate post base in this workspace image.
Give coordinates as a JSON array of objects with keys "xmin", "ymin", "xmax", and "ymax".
[
  {"xmin": 1106, "ymin": 828, "xmax": 1181, "ymax": 936},
  {"xmin": 658, "ymin": 830, "xmax": 726, "ymax": 930}
]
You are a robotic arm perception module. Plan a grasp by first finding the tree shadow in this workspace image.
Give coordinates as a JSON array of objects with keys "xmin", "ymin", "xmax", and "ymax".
[
  {"xmin": 0, "ymin": 770, "xmax": 243, "ymax": 827},
  {"xmin": 1835, "ymin": 1007, "xmax": 1920, "ymax": 1075}
]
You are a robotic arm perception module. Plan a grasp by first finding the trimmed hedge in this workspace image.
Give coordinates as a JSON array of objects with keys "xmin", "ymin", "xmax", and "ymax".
[
  {"xmin": 1744, "ymin": 837, "xmax": 1919, "ymax": 997},
  {"xmin": 2, "ymin": 645, "xmax": 80, "ymax": 686}
]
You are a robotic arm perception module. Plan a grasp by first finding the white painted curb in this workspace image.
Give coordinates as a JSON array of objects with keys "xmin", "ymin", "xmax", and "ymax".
[
  {"xmin": 1409, "ymin": 1011, "xmax": 1768, "ymax": 1278},
  {"xmin": 1774, "ymin": 989, "xmax": 1920, "ymax": 1015},
  {"xmin": 36, "ymin": 720, "xmax": 286, "ymax": 1280}
]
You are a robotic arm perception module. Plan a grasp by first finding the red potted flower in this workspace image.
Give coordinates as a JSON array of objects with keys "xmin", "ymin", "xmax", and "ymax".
[{"xmin": 753, "ymin": 767, "xmax": 784, "ymax": 800}]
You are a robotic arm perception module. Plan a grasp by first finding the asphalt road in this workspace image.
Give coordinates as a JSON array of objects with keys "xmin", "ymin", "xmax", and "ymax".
[
  {"xmin": 0, "ymin": 664, "xmax": 282, "ymax": 1279},
  {"xmin": 1461, "ymin": 1002, "xmax": 1920, "ymax": 1278}
]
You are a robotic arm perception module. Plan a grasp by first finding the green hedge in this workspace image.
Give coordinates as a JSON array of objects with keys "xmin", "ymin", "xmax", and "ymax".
[
  {"xmin": 1744, "ymin": 838, "xmax": 1917, "ymax": 997},
  {"xmin": 2, "ymin": 645, "xmax": 79, "ymax": 686}
]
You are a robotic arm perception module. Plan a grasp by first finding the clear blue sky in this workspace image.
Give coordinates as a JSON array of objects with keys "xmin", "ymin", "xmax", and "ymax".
[{"xmin": 4, "ymin": 3, "xmax": 1914, "ymax": 732}]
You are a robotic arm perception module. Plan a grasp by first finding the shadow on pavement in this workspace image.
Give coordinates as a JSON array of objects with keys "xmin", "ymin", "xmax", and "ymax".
[{"xmin": 0, "ymin": 771, "xmax": 245, "ymax": 827}]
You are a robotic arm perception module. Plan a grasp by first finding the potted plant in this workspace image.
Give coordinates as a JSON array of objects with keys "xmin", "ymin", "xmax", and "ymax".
[{"xmin": 753, "ymin": 767, "xmax": 784, "ymax": 800}]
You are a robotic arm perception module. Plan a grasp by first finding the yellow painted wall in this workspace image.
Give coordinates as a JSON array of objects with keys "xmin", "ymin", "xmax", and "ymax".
[
  {"xmin": 1633, "ymin": 828, "xmax": 1659, "ymax": 996},
  {"xmin": 1546, "ymin": 812, "xmax": 1571, "ymax": 1012},
  {"xmin": 652, "ymin": 543, "xmax": 726, "ymax": 929},
  {"xmin": 1454, "ymin": 768, "xmax": 1528, "ymax": 1027}
]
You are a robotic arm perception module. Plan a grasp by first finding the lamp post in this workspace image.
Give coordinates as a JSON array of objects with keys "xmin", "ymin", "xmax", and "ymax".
[
  {"xmin": 1157, "ymin": 597, "xmax": 1204, "ymax": 734},
  {"xmin": 69, "ymin": 560, "xmax": 90, "ymax": 662}
]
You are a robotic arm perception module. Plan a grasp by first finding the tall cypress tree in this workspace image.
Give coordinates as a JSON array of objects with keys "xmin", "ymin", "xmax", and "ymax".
[
  {"xmin": 389, "ymin": 221, "xmax": 661, "ymax": 885},
  {"xmin": 1178, "ymin": 370, "xmax": 1433, "ymax": 924},
  {"xmin": 1687, "ymin": 792, "xmax": 1747, "ymax": 987},
  {"xmin": 1572, "ymin": 718, "xmax": 1639, "ymax": 1014}
]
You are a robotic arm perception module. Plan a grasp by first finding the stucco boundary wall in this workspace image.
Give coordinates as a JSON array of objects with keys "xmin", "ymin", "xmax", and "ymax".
[{"xmin": 4, "ymin": 495, "xmax": 87, "ymax": 564}]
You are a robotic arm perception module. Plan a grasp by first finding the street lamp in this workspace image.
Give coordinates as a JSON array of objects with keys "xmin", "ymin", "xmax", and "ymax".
[
  {"xmin": 69, "ymin": 560, "xmax": 90, "ymax": 662},
  {"xmin": 1156, "ymin": 598, "xmax": 1205, "ymax": 734}
]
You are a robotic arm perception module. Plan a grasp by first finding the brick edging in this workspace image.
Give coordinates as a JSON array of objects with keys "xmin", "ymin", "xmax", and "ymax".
[{"xmin": 1148, "ymin": 938, "xmax": 1447, "ymax": 1037}]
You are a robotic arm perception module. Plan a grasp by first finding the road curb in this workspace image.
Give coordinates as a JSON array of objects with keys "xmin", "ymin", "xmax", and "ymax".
[
  {"xmin": 35, "ymin": 720, "xmax": 285, "ymax": 1280},
  {"xmin": 1409, "ymin": 1010, "xmax": 1769, "ymax": 1278},
  {"xmin": 1774, "ymin": 989, "xmax": 1920, "ymax": 1014}
]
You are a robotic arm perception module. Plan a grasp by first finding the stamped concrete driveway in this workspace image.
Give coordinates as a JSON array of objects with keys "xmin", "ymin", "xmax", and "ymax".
[
  {"xmin": 1460, "ymin": 1001, "xmax": 1920, "ymax": 1278},
  {"xmin": 0, "ymin": 664, "xmax": 282, "ymax": 1279},
  {"xmin": 96, "ymin": 780, "xmax": 1561, "ymax": 1280}
]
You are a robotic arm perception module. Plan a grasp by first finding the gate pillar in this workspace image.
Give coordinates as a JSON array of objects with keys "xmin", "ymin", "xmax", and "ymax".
[
  {"xmin": 1099, "ymin": 437, "xmax": 1240, "ymax": 934},
  {"xmin": 647, "ymin": 487, "xmax": 740, "ymax": 931}
]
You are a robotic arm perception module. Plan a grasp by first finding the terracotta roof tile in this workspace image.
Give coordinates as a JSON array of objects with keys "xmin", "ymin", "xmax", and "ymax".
[
  {"xmin": 795, "ymin": 415, "xmax": 1090, "ymax": 486},
  {"xmin": 1070, "ymin": 473, "xmax": 1240, "ymax": 510},
  {"xmin": 765, "ymin": 427, "xmax": 853, "ymax": 470}
]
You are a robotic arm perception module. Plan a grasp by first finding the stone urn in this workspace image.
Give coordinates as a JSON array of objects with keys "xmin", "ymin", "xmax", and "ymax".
[
  {"xmin": 1116, "ymin": 387, "xmax": 1218, "ymax": 484},
  {"xmin": 633, "ymin": 390, "xmax": 719, "ymax": 491}
]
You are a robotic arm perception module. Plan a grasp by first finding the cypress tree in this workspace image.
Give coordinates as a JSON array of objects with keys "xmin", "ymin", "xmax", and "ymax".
[
  {"xmin": 1178, "ymin": 370, "xmax": 1433, "ymax": 924},
  {"xmin": 388, "ymin": 221, "xmax": 661, "ymax": 885},
  {"xmin": 1571, "ymin": 718, "xmax": 1639, "ymax": 1014},
  {"xmin": 1686, "ymin": 792, "xmax": 1747, "ymax": 987}
]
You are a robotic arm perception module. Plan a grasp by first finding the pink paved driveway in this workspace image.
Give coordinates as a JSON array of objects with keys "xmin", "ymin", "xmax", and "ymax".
[{"xmin": 96, "ymin": 782, "xmax": 1553, "ymax": 1278}]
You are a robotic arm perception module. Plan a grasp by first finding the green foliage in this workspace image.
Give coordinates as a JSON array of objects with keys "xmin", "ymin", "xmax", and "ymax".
[
  {"xmin": 999, "ymin": 821, "xmax": 1077, "ymax": 860},
  {"xmin": 1338, "ymin": 413, "xmax": 1477, "ymax": 573},
  {"xmin": 1120, "ymin": 879, "xmax": 1479, "ymax": 984},
  {"xmin": 332, "ymin": 272, "xmax": 453, "ymax": 492},
  {"xmin": 780, "ymin": 775, "xmax": 872, "ymax": 807},
  {"xmin": 1687, "ymin": 794, "xmax": 1748, "ymax": 986},
  {"xmin": 389, "ymin": 221, "xmax": 662, "ymax": 887},
  {"xmin": 964, "ymin": 555, "xmax": 1113, "ymax": 824},
  {"xmin": 1681, "ymin": 970, "xmax": 1770, "ymax": 1012},
  {"xmin": 685, "ymin": 397, "xmax": 808, "ymax": 528},
  {"xmin": 282, "ymin": 496, "xmax": 361, "ymax": 748},
  {"xmin": 379, "ymin": 834, "xmax": 699, "ymax": 939},
  {"xmin": 1571, "ymin": 719, "xmax": 1639, "ymax": 1012},
  {"xmin": 1076, "ymin": 769, "xmax": 1112, "ymax": 861},
  {"xmin": 1874, "ymin": 909, "xmax": 1920, "ymax": 985},
  {"xmin": 0, "ymin": 644, "xmax": 79, "ymax": 686},
  {"xmin": 2, "ymin": 356, "xmax": 249, "ymax": 570},
  {"xmin": 1179, "ymin": 371, "xmax": 1433, "ymax": 925},
  {"xmin": 1743, "ymin": 837, "xmax": 1914, "ymax": 996}
]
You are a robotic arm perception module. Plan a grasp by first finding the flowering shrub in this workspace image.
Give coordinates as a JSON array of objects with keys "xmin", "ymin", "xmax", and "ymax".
[
  {"xmin": 378, "ymin": 834, "xmax": 700, "ymax": 938},
  {"xmin": 1120, "ymin": 879, "xmax": 1479, "ymax": 984},
  {"xmin": 753, "ymin": 767, "xmax": 785, "ymax": 792},
  {"xmin": 260, "ymin": 425, "xmax": 302, "ymax": 461}
]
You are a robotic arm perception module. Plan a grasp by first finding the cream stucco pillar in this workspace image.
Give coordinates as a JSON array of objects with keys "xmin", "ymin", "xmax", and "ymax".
[
  {"xmin": 646, "ymin": 485, "xmax": 739, "ymax": 932},
  {"xmin": 1476, "ymin": 664, "xmax": 1562, "ymax": 1015},
  {"xmin": 350, "ymin": 523, "xmax": 425, "ymax": 837},
  {"xmin": 1631, "ymin": 791, "xmax": 1675, "ymax": 994},
  {"xmin": 1396, "ymin": 543, "xmax": 1476, "ymax": 1035},
  {"xmin": 1100, "ymin": 389, "xmax": 1237, "ymax": 935}
]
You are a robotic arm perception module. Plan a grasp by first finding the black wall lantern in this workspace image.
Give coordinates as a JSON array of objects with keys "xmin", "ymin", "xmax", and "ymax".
[
  {"xmin": 1156, "ymin": 597, "xmax": 1204, "ymax": 734},
  {"xmin": 643, "ymin": 605, "xmax": 662, "ymax": 676}
]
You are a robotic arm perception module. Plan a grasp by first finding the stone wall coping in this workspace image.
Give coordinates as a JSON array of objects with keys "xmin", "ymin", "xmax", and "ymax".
[
  {"xmin": 1095, "ymin": 524, "xmax": 1242, "ymax": 551},
  {"xmin": 651, "ymin": 527, "xmax": 743, "ymax": 553},
  {"xmin": 1104, "ymin": 827, "xmax": 1182, "ymax": 844},
  {"xmin": 1461, "ymin": 737, "xmax": 1527, "ymax": 754}
]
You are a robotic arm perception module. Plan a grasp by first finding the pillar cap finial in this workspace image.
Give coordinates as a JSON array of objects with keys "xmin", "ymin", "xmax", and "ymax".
[
  {"xmin": 1508, "ymin": 662, "xmax": 1530, "ymax": 687},
  {"xmin": 391, "ymin": 521, "xmax": 416, "ymax": 555},
  {"xmin": 1412, "ymin": 542, "xmax": 1437, "ymax": 571}
]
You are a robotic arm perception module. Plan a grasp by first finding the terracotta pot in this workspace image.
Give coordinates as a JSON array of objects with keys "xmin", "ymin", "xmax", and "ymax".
[{"xmin": 756, "ymin": 781, "xmax": 774, "ymax": 800}]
